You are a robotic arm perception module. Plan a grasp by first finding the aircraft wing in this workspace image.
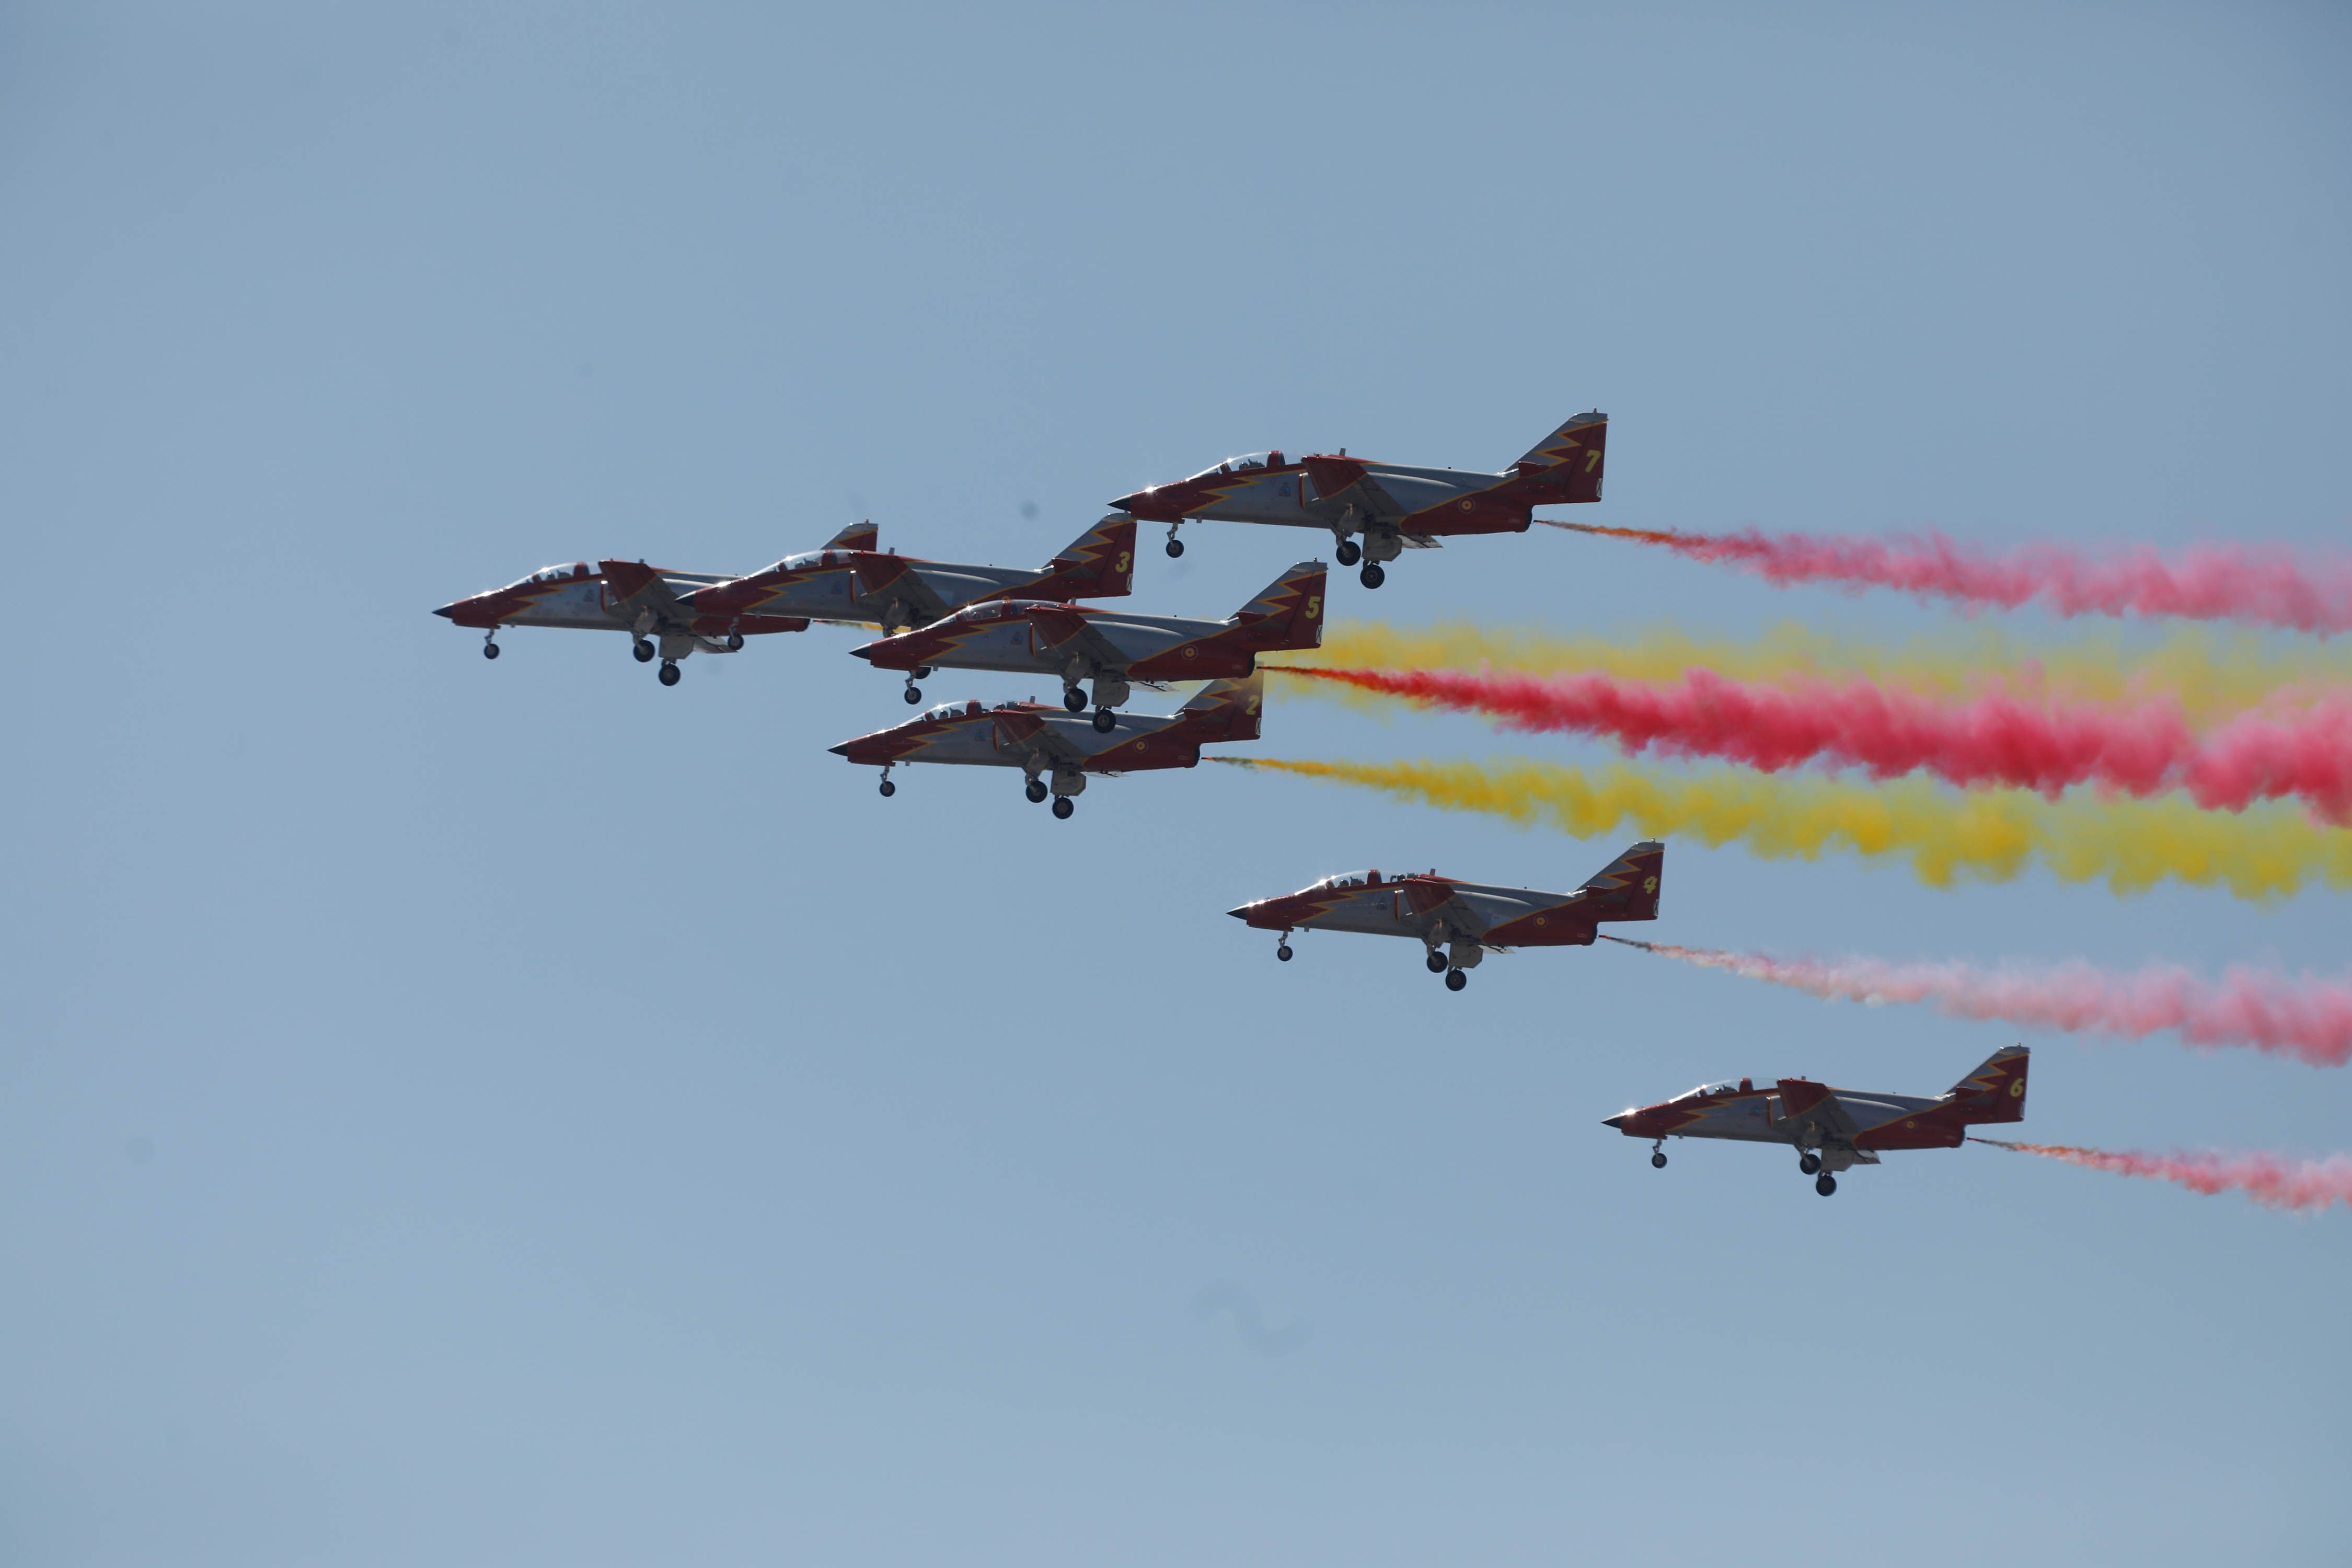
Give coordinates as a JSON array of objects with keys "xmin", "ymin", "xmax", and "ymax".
[
  {"xmin": 988, "ymin": 709, "xmax": 1089, "ymax": 767},
  {"xmin": 598, "ymin": 559, "xmax": 699, "ymax": 633},
  {"xmin": 1300, "ymin": 455, "xmax": 1422, "ymax": 524},
  {"xmin": 1022, "ymin": 605, "xmax": 1129, "ymax": 670},
  {"xmin": 850, "ymin": 554, "xmax": 955, "ymax": 627},
  {"xmin": 1773, "ymin": 1079, "xmax": 1881, "ymax": 1161}
]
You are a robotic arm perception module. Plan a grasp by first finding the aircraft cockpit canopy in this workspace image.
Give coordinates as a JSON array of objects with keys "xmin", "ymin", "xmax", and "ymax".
[
  {"xmin": 1678, "ymin": 1081, "xmax": 1742, "ymax": 1101},
  {"xmin": 1192, "ymin": 451, "xmax": 1281, "ymax": 480},
  {"xmin": 924, "ymin": 701, "xmax": 984, "ymax": 720},
  {"xmin": 528, "ymin": 562, "xmax": 589, "ymax": 584},
  {"xmin": 1317, "ymin": 869, "xmax": 1384, "ymax": 890}
]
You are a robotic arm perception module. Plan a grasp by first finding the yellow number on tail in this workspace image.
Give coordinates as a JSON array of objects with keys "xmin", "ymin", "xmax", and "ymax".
[
  {"xmin": 1305, "ymin": 595, "xmax": 1322, "ymax": 620},
  {"xmin": 1114, "ymin": 550, "xmax": 1131, "ymax": 574},
  {"xmin": 1585, "ymin": 448, "xmax": 1602, "ymax": 473}
]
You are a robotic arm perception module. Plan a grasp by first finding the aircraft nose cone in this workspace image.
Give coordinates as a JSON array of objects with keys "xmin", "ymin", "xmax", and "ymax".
[
  {"xmin": 826, "ymin": 742, "xmax": 850, "ymax": 757},
  {"xmin": 1601, "ymin": 1114, "xmax": 1625, "ymax": 1129},
  {"xmin": 432, "ymin": 604, "xmax": 457, "ymax": 619},
  {"xmin": 1227, "ymin": 905, "xmax": 1251, "ymax": 920}
]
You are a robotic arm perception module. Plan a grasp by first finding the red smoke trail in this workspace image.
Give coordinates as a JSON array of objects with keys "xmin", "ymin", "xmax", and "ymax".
[
  {"xmin": 1598, "ymin": 936, "xmax": 2352, "ymax": 1068},
  {"xmin": 1542, "ymin": 522, "xmax": 2352, "ymax": 636},
  {"xmin": 1268, "ymin": 664, "xmax": 2352, "ymax": 823},
  {"xmin": 1970, "ymin": 1138, "xmax": 2352, "ymax": 1210}
]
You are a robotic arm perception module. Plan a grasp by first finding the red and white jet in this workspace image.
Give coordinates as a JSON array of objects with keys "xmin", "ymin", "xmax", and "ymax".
[
  {"xmin": 828, "ymin": 674, "xmax": 1263, "ymax": 819},
  {"xmin": 849, "ymin": 561, "xmax": 1324, "ymax": 724},
  {"xmin": 1228, "ymin": 841, "xmax": 1663, "ymax": 991},
  {"xmin": 1604, "ymin": 1045, "xmax": 2031, "ymax": 1197},
  {"xmin": 432, "ymin": 516, "xmax": 1135, "ymax": 685},
  {"xmin": 1111, "ymin": 412, "xmax": 1606, "ymax": 589}
]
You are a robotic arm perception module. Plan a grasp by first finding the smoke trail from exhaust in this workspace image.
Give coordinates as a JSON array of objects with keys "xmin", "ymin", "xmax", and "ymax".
[
  {"xmin": 1209, "ymin": 756, "xmax": 2352, "ymax": 900},
  {"xmin": 1295, "ymin": 620, "xmax": 2352, "ymax": 724},
  {"xmin": 1269, "ymin": 664, "xmax": 2352, "ymax": 822},
  {"xmin": 1542, "ymin": 522, "xmax": 2352, "ymax": 635},
  {"xmin": 1598, "ymin": 938, "xmax": 2352, "ymax": 1068},
  {"xmin": 1970, "ymin": 1138, "xmax": 2352, "ymax": 1210}
]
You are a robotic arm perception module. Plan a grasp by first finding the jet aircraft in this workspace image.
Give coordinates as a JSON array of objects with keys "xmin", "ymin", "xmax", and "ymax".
[
  {"xmin": 849, "ymin": 561, "xmax": 1324, "ymax": 724},
  {"xmin": 1227, "ymin": 840, "xmax": 1662, "ymax": 991},
  {"xmin": 828, "ymin": 674, "xmax": 1264, "ymax": 819},
  {"xmin": 433, "ymin": 516, "xmax": 1136, "ymax": 685},
  {"xmin": 1110, "ymin": 412, "xmax": 1607, "ymax": 589},
  {"xmin": 1603, "ymin": 1045, "xmax": 2031, "ymax": 1196}
]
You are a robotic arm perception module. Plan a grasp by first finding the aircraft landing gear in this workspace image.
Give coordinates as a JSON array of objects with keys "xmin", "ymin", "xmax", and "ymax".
[
  {"xmin": 878, "ymin": 764, "xmax": 896, "ymax": 798},
  {"xmin": 482, "ymin": 640, "xmax": 500, "ymax": 660},
  {"xmin": 1424, "ymin": 950, "xmax": 1447, "ymax": 974},
  {"xmin": 1651, "ymin": 1148, "xmax": 1668, "ymax": 1169},
  {"xmin": 1815, "ymin": 1172, "xmax": 1838, "ymax": 1196},
  {"xmin": 1062, "ymin": 688, "xmax": 1088, "ymax": 713},
  {"xmin": 1359, "ymin": 562, "xmax": 1386, "ymax": 590},
  {"xmin": 1276, "ymin": 941, "xmax": 1293, "ymax": 962},
  {"xmin": 1025, "ymin": 778, "xmax": 1048, "ymax": 803},
  {"xmin": 1798, "ymin": 1152, "xmax": 1822, "ymax": 1175},
  {"xmin": 1164, "ymin": 522, "xmax": 1184, "ymax": 558},
  {"xmin": 658, "ymin": 661, "xmax": 682, "ymax": 686},
  {"xmin": 1092, "ymin": 707, "xmax": 1117, "ymax": 733},
  {"xmin": 1334, "ymin": 537, "xmax": 1362, "ymax": 567},
  {"xmin": 1051, "ymin": 796, "xmax": 1075, "ymax": 820},
  {"xmin": 632, "ymin": 638, "xmax": 655, "ymax": 663},
  {"xmin": 1444, "ymin": 969, "xmax": 1468, "ymax": 991},
  {"xmin": 903, "ymin": 686, "xmax": 924, "ymax": 705}
]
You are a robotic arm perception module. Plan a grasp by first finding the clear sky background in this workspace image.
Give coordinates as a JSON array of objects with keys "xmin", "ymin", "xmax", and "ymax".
[{"xmin": 5, "ymin": 3, "xmax": 2350, "ymax": 1563}]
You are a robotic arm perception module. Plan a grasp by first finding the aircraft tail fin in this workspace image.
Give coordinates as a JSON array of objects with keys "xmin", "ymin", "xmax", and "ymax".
[
  {"xmin": 1021, "ymin": 515, "xmax": 1136, "ymax": 601},
  {"xmin": 1580, "ymin": 839, "xmax": 1663, "ymax": 922},
  {"xmin": 1513, "ymin": 411, "xmax": 1607, "ymax": 503},
  {"xmin": 825, "ymin": 521, "xmax": 880, "ymax": 552},
  {"xmin": 1947, "ymin": 1045, "xmax": 2030, "ymax": 1124},
  {"xmin": 1231, "ymin": 561, "xmax": 1327, "ymax": 650},
  {"xmin": 1169, "ymin": 673, "xmax": 1264, "ymax": 744}
]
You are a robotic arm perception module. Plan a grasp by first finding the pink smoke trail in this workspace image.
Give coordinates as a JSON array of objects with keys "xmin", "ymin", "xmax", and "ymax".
[
  {"xmin": 1597, "ymin": 937, "xmax": 2352, "ymax": 1068},
  {"xmin": 1267, "ymin": 664, "xmax": 2352, "ymax": 823},
  {"xmin": 1544, "ymin": 522, "xmax": 2352, "ymax": 636},
  {"xmin": 1970, "ymin": 1138, "xmax": 2352, "ymax": 1211}
]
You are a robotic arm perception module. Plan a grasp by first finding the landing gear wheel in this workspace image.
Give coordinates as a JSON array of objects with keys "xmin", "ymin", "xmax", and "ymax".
[
  {"xmin": 482, "ymin": 642, "xmax": 501, "ymax": 660},
  {"xmin": 1050, "ymin": 796, "xmax": 1075, "ymax": 820},
  {"xmin": 632, "ymin": 640, "xmax": 655, "ymax": 663},
  {"xmin": 1276, "ymin": 943, "xmax": 1293, "ymax": 962},
  {"xmin": 1063, "ymin": 689, "xmax": 1087, "ymax": 713},
  {"xmin": 1815, "ymin": 1172, "xmax": 1838, "ymax": 1197},
  {"xmin": 878, "ymin": 779, "xmax": 896, "ymax": 797},
  {"xmin": 1165, "ymin": 537, "xmax": 1185, "ymax": 558},
  {"xmin": 1091, "ymin": 707, "xmax": 1117, "ymax": 733},
  {"xmin": 1025, "ymin": 778, "xmax": 1048, "ymax": 803},
  {"xmin": 657, "ymin": 662, "xmax": 682, "ymax": 686},
  {"xmin": 1359, "ymin": 563, "xmax": 1386, "ymax": 589},
  {"xmin": 1651, "ymin": 1150, "xmax": 1668, "ymax": 1169},
  {"xmin": 1426, "ymin": 951, "xmax": 1448, "ymax": 974},
  {"xmin": 1798, "ymin": 1152, "xmax": 1821, "ymax": 1175},
  {"xmin": 1335, "ymin": 538, "xmax": 1362, "ymax": 567},
  {"xmin": 724, "ymin": 632, "xmax": 746, "ymax": 652},
  {"xmin": 1444, "ymin": 969, "xmax": 1468, "ymax": 991},
  {"xmin": 903, "ymin": 686, "xmax": 924, "ymax": 705}
]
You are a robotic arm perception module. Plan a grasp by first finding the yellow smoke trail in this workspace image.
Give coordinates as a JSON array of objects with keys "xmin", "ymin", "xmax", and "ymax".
[
  {"xmin": 1282, "ymin": 621, "xmax": 2352, "ymax": 725},
  {"xmin": 1211, "ymin": 756, "xmax": 2352, "ymax": 901}
]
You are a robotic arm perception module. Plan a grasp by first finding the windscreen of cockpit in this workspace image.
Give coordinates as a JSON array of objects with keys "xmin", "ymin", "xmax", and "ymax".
[
  {"xmin": 1677, "ymin": 1081, "xmax": 1741, "ymax": 1101},
  {"xmin": 1317, "ymin": 869, "xmax": 1385, "ymax": 890},
  {"xmin": 925, "ymin": 701, "xmax": 983, "ymax": 720},
  {"xmin": 1190, "ymin": 452, "xmax": 1276, "ymax": 480},
  {"xmin": 526, "ymin": 562, "xmax": 587, "ymax": 584}
]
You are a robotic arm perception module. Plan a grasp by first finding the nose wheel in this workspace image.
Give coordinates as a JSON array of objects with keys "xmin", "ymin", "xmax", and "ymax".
[
  {"xmin": 903, "ymin": 685, "xmax": 924, "ymax": 704},
  {"xmin": 878, "ymin": 765, "xmax": 896, "ymax": 798},
  {"xmin": 1164, "ymin": 522, "xmax": 1184, "ymax": 558},
  {"xmin": 657, "ymin": 661, "xmax": 682, "ymax": 686},
  {"xmin": 1275, "ymin": 940, "xmax": 1293, "ymax": 962},
  {"xmin": 1650, "ymin": 1147, "xmax": 1668, "ymax": 1169},
  {"xmin": 481, "ymin": 630, "xmax": 501, "ymax": 660}
]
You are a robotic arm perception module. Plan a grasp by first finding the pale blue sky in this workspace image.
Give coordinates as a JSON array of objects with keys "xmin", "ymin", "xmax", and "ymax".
[{"xmin": 4, "ymin": 3, "xmax": 2350, "ymax": 1563}]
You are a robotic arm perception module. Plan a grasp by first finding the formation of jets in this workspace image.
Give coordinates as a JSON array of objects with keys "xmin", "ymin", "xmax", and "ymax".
[{"xmin": 433, "ymin": 410, "xmax": 2036, "ymax": 1194}]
